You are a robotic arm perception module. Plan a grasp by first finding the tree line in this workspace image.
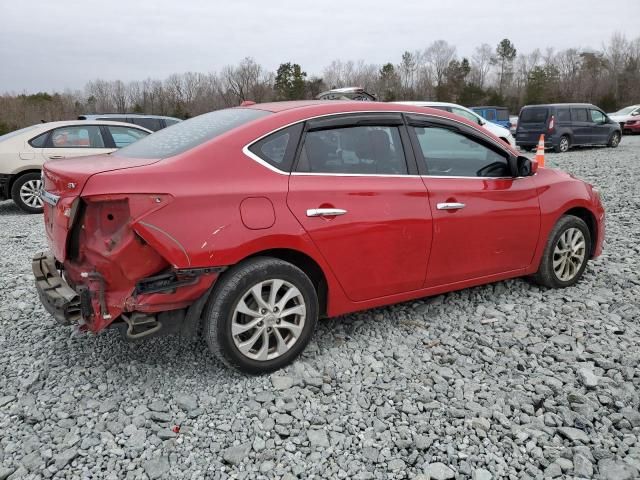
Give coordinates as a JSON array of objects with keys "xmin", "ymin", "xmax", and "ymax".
[{"xmin": 1, "ymin": 34, "xmax": 638, "ymax": 135}]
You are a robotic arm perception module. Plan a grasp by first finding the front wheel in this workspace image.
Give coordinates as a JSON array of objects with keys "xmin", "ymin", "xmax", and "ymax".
[
  {"xmin": 11, "ymin": 172, "xmax": 43, "ymax": 214},
  {"xmin": 532, "ymin": 215, "xmax": 591, "ymax": 288},
  {"xmin": 203, "ymin": 257, "xmax": 318, "ymax": 374},
  {"xmin": 608, "ymin": 132, "xmax": 621, "ymax": 148}
]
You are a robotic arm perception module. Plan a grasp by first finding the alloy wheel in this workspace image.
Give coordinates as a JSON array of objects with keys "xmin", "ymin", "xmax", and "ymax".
[
  {"xmin": 552, "ymin": 227, "xmax": 586, "ymax": 282},
  {"xmin": 20, "ymin": 179, "xmax": 43, "ymax": 209},
  {"xmin": 611, "ymin": 133, "xmax": 620, "ymax": 147},
  {"xmin": 231, "ymin": 279, "xmax": 306, "ymax": 361},
  {"xmin": 559, "ymin": 137, "xmax": 569, "ymax": 152}
]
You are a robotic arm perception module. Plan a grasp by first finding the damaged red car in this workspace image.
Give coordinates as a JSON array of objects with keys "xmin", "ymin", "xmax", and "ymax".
[{"xmin": 34, "ymin": 101, "xmax": 605, "ymax": 373}]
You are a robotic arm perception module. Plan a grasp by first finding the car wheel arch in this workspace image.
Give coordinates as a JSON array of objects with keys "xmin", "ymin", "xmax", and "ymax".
[
  {"xmin": 237, "ymin": 248, "xmax": 329, "ymax": 318},
  {"xmin": 562, "ymin": 207, "xmax": 598, "ymax": 258},
  {"xmin": 8, "ymin": 168, "xmax": 42, "ymax": 193}
]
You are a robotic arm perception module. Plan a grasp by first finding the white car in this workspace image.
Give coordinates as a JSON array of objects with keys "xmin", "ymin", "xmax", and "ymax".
[
  {"xmin": 608, "ymin": 105, "xmax": 640, "ymax": 132},
  {"xmin": 394, "ymin": 101, "xmax": 516, "ymax": 147},
  {"xmin": 0, "ymin": 120, "xmax": 151, "ymax": 213}
]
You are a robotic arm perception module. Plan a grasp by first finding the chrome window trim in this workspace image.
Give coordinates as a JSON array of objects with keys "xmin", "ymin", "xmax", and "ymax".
[
  {"xmin": 241, "ymin": 109, "xmax": 515, "ymax": 178},
  {"xmin": 291, "ymin": 172, "xmax": 417, "ymax": 178}
]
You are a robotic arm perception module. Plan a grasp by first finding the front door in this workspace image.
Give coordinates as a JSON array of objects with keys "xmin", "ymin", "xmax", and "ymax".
[
  {"xmin": 287, "ymin": 115, "xmax": 432, "ymax": 302},
  {"xmin": 407, "ymin": 118, "xmax": 540, "ymax": 287},
  {"xmin": 588, "ymin": 109, "xmax": 611, "ymax": 144}
]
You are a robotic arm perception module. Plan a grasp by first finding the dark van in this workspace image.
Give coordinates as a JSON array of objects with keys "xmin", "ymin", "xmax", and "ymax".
[{"xmin": 516, "ymin": 103, "xmax": 621, "ymax": 153}]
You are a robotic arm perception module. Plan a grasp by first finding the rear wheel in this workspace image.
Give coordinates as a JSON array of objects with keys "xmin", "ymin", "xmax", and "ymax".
[
  {"xmin": 532, "ymin": 215, "xmax": 591, "ymax": 288},
  {"xmin": 608, "ymin": 132, "xmax": 621, "ymax": 148},
  {"xmin": 554, "ymin": 135, "xmax": 570, "ymax": 153},
  {"xmin": 11, "ymin": 172, "xmax": 43, "ymax": 214},
  {"xmin": 203, "ymin": 257, "xmax": 318, "ymax": 374}
]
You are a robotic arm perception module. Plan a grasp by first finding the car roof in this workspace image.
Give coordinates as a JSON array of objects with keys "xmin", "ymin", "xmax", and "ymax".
[
  {"xmin": 23, "ymin": 120, "xmax": 153, "ymax": 133},
  {"xmin": 79, "ymin": 113, "xmax": 181, "ymax": 120},
  {"xmin": 394, "ymin": 101, "xmax": 468, "ymax": 109},
  {"xmin": 521, "ymin": 103, "xmax": 595, "ymax": 108}
]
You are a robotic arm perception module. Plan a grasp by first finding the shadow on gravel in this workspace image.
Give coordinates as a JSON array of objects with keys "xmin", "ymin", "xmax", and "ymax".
[{"xmin": 0, "ymin": 200, "xmax": 29, "ymax": 216}]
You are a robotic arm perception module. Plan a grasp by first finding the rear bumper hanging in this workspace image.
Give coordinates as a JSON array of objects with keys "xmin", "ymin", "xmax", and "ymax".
[{"xmin": 32, "ymin": 251, "xmax": 86, "ymax": 325}]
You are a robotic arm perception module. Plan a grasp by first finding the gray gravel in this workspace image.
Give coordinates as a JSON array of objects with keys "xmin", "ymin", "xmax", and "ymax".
[{"xmin": 1, "ymin": 137, "xmax": 639, "ymax": 479}]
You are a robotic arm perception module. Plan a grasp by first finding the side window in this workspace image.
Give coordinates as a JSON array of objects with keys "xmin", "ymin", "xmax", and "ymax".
[
  {"xmin": 131, "ymin": 118, "xmax": 162, "ymax": 131},
  {"xmin": 248, "ymin": 124, "xmax": 303, "ymax": 172},
  {"xmin": 571, "ymin": 109, "xmax": 588, "ymax": 122},
  {"xmin": 296, "ymin": 126, "xmax": 407, "ymax": 175},
  {"xmin": 485, "ymin": 110, "xmax": 496, "ymax": 121},
  {"xmin": 164, "ymin": 119, "xmax": 180, "ymax": 127},
  {"xmin": 557, "ymin": 109, "xmax": 571, "ymax": 122},
  {"xmin": 497, "ymin": 109, "xmax": 509, "ymax": 121},
  {"xmin": 412, "ymin": 127, "xmax": 510, "ymax": 178},
  {"xmin": 29, "ymin": 132, "xmax": 49, "ymax": 147},
  {"xmin": 452, "ymin": 107, "xmax": 482, "ymax": 124},
  {"xmin": 106, "ymin": 126, "xmax": 150, "ymax": 148},
  {"xmin": 49, "ymin": 126, "xmax": 105, "ymax": 148},
  {"xmin": 590, "ymin": 110, "xmax": 605, "ymax": 124}
]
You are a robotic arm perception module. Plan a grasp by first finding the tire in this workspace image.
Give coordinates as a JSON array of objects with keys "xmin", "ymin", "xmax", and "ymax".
[
  {"xmin": 203, "ymin": 257, "xmax": 318, "ymax": 374},
  {"xmin": 532, "ymin": 215, "xmax": 591, "ymax": 288},
  {"xmin": 608, "ymin": 132, "xmax": 621, "ymax": 148},
  {"xmin": 554, "ymin": 135, "xmax": 570, "ymax": 153},
  {"xmin": 11, "ymin": 172, "xmax": 44, "ymax": 214}
]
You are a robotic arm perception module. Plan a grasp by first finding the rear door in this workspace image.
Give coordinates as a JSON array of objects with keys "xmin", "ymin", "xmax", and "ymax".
[
  {"xmin": 40, "ymin": 125, "xmax": 113, "ymax": 161},
  {"xmin": 287, "ymin": 113, "xmax": 433, "ymax": 302},
  {"xmin": 407, "ymin": 115, "xmax": 540, "ymax": 286},
  {"xmin": 516, "ymin": 107, "xmax": 548, "ymax": 145},
  {"xmin": 570, "ymin": 108, "xmax": 591, "ymax": 145}
]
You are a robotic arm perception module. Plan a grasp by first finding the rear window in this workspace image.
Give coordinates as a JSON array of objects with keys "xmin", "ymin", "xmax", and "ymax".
[
  {"xmin": 520, "ymin": 108, "xmax": 548, "ymax": 123},
  {"xmin": 557, "ymin": 109, "xmax": 570, "ymax": 122},
  {"xmin": 0, "ymin": 125, "xmax": 41, "ymax": 142},
  {"xmin": 115, "ymin": 108, "xmax": 270, "ymax": 159},
  {"xmin": 496, "ymin": 109, "xmax": 509, "ymax": 121}
]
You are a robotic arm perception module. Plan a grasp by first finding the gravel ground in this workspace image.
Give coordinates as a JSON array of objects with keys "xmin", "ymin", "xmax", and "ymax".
[{"xmin": 1, "ymin": 137, "xmax": 639, "ymax": 480}]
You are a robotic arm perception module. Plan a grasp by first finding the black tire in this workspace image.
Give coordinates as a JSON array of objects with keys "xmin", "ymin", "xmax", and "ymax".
[
  {"xmin": 608, "ymin": 132, "xmax": 621, "ymax": 148},
  {"xmin": 532, "ymin": 215, "xmax": 591, "ymax": 288},
  {"xmin": 554, "ymin": 135, "xmax": 570, "ymax": 153},
  {"xmin": 11, "ymin": 172, "xmax": 43, "ymax": 214},
  {"xmin": 203, "ymin": 257, "xmax": 318, "ymax": 374}
]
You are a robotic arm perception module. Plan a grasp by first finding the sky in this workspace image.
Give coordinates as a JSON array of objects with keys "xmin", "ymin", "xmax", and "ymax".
[{"xmin": 1, "ymin": 0, "xmax": 638, "ymax": 93}]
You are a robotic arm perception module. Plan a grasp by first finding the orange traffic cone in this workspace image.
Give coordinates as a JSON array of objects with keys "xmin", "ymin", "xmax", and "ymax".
[{"xmin": 535, "ymin": 134, "xmax": 545, "ymax": 168}]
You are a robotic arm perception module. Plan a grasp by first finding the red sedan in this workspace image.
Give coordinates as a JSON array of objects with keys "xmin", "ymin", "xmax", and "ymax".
[{"xmin": 34, "ymin": 101, "xmax": 605, "ymax": 373}]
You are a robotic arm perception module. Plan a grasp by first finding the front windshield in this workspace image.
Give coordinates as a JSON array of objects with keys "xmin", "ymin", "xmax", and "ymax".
[
  {"xmin": 614, "ymin": 106, "xmax": 637, "ymax": 115},
  {"xmin": 115, "ymin": 108, "xmax": 270, "ymax": 159}
]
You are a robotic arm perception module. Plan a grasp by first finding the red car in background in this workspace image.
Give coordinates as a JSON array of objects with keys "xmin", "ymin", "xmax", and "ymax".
[
  {"xmin": 623, "ymin": 119, "xmax": 640, "ymax": 134},
  {"xmin": 34, "ymin": 101, "xmax": 605, "ymax": 373}
]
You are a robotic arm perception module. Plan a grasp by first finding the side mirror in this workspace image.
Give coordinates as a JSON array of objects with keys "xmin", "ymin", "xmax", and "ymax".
[
  {"xmin": 516, "ymin": 155, "xmax": 537, "ymax": 176},
  {"xmin": 632, "ymin": 112, "xmax": 640, "ymax": 117},
  {"xmin": 478, "ymin": 118, "xmax": 486, "ymax": 126}
]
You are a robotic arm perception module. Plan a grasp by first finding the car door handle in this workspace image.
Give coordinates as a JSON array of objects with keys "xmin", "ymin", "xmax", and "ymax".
[
  {"xmin": 48, "ymin": 155, "xmax": 65, "ymax": 159},
  {"xmin": 306, "ymin": 208, "xmax": 347, "ymax": 217},
  {"xmin": 437, "ymin": 202, "xmax": 466, "ymax": 210}
]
